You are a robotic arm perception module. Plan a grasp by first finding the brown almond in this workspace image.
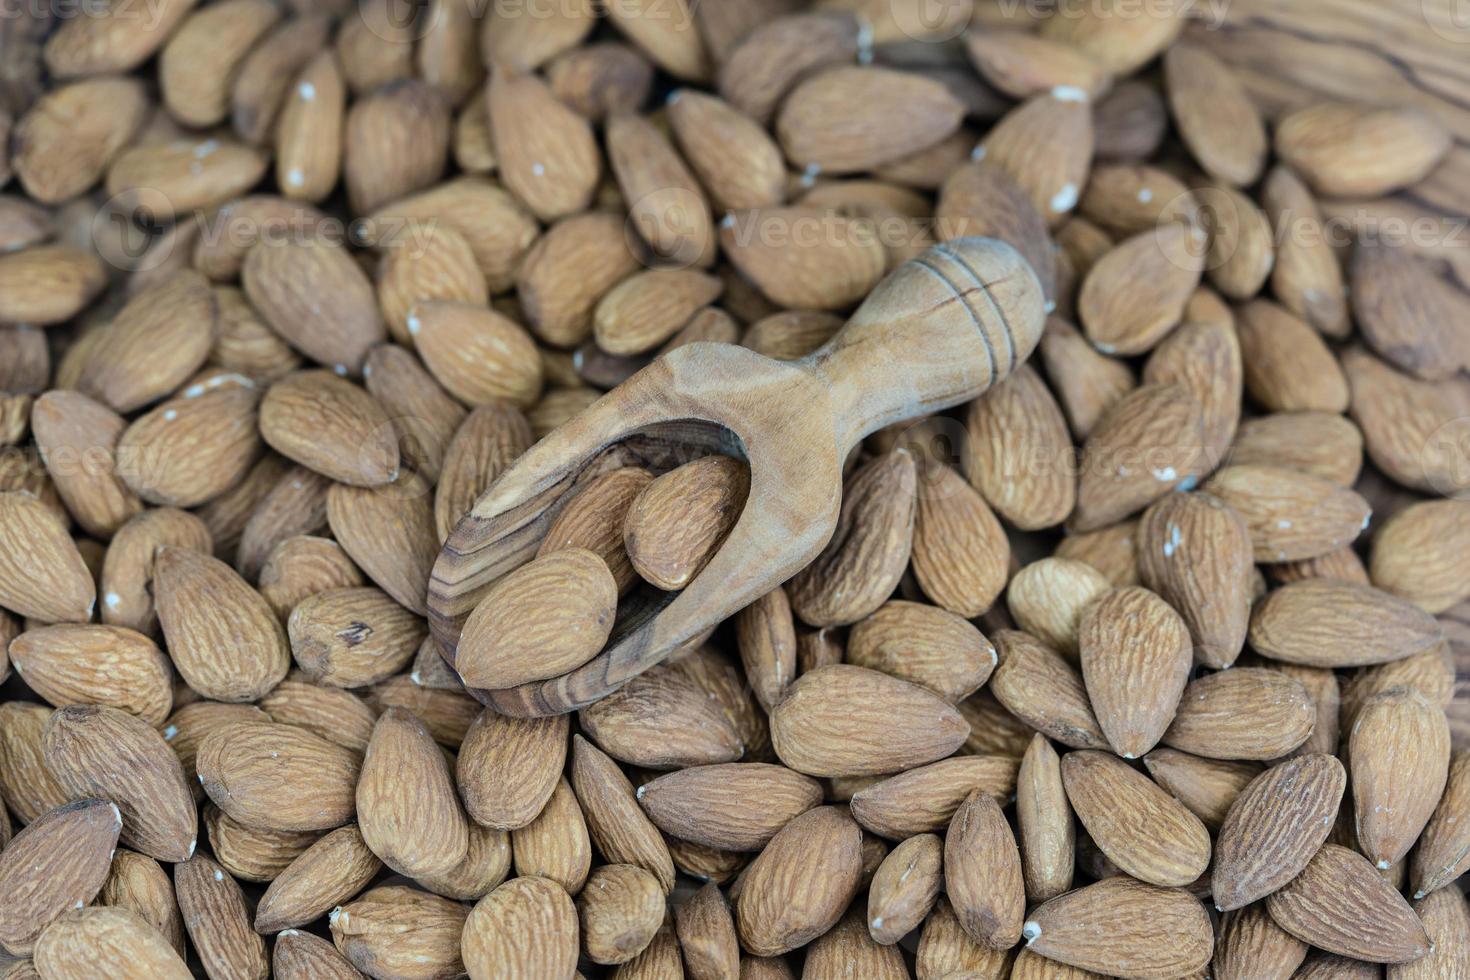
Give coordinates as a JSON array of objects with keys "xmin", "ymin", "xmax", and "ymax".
[
  {"xmin": 1228, "ymin": 412, "xmax": 1364, "ymax": 487},
  {"xmin": 788, "ymin": 451, "xmax": 916, "ymax": 627},
  {"xmin": 1213, "ymin": 903, "xmax": 1309, "ymax": 980},
  {"xmin": 1143, "ymin": 313, "xmax": 1244, "ymax": 468},
  {"xmin": 1265, "ymin": 843, "xmax": 1431, "ymax": 962},
  {"xmin": 674, "ymin": 881, "xmax": 739, "ymax": 979},
  {"xmin": 117, "ymin": 385, "xmax": 261, "ymax": 509},
  {"xmin": 454, "ymin": 548, "xmax": 616, "ymax": 690},
  {"xmin": 517, "ymin": 212, "xmax": 642, "ymax": 347},
  {"xmin": 577, "ymin": 863, "xmax": 663, "ymax": 965},
  {"xmin": 1022, "ymin": 877, "xmax": 1213, "ymax": 979},
  {"xmin": 1248, "ymin": 579, "xmax": 1444, "ymax": 668},
  {"xmin": 242, "ymin": 237, "xmax": 386, "ymax": 375},
  {"xmin": 1006, "ymin": 557, "xmax": 1111, "ymax": 658},
  {"xmin": 31, "ymin": 390, "xmax": 144, "ymax": 539},
  {"xmin": 1236, "ymin": 300, "xmax": 1349, "ymax": 413},
  {"xmin": 848, "ymin": 755, "xmax": 1020, "ymax": 840},
  {"xmin": 0, "ymin": 246, "xmax": 105, "ymax": 327},
  {"xmin": 436, "ymin": 403, "xmax": 533, "ymax": 541},
  {"xmin": 330, "ymin": 885, "xmax": 468, "ymax": 979},
  {"xmin": 1016, "ymin": 734, "xmax": 1076, "ymax": 903},
  {"xmin": 342, "ymin": 80, "xmax": 448, "ymax": 214},
  {"xmin": 1137, "ymin": 491, "xmax": 1253, "ymax": 669},
  {"xmin": 197, "ymin": 720, "xmax": 362, "ymax": 833},
  {"xmin": 734, "ymin": 806, "xmax": 863, "ymax": 957},
  {"xmin": 377, "ymin": 226, "xmax": 488, "ymax": 346},
  {"xmin": 357, "ymin": 707, "xmax": 468, "ymax": 878},
  {"xmin": 1161, "ymin": 668, "xmax": 1315, "ymax": 760},
  {"xmin": 273, "ymin": 929, "xmax": 364, "ymax": 980},
  {"xmin": 718, "ymin": 13, "xmax": 859, "ymax": 123},
  {"xmin": 1078, "ymin": 586, "xmax": 1193, "ymax": 759},
  {"xmin": 1079, "ymin": 223, "xmax": 1206, "ymax": 355},
  {"xmin": 945, "ymin": 789, "xmax": 1025, "ymax": 949},
  {"xmin": 1203, "ymin": 465, "xmax": 1370, "ymax": 563},
  {"xmin": 288, "ymin": 587, "xmax": 424, "ymax": 688},
  {"xmin": 257, "ymin": 535, "xmax": 363, "ymax": 622},
  {"xmin": 0, "ymin": 492, "xmax": 95, "ymax": 623},
  {"xmin": 1350, "ymin": 687, "xmax": 1452, "ymax": 870},
  {"xmin": 98, "ymin": 849, "xmax": 185, "ymax": 955},
  {"xmin": 274, "ymin": 51, "xmax": 345, "ymax": 202},
  {"xmin": 409, "ymin": 301, "xmax": 544, "ymax": 410},
  {"xmin": 636, "ymin": 763, "xmax": 821, "ymax": 852},
  {"xmin": 607, "ymin": 111, "xmax": 715, "ymax": 269},
  {"xmin": 978, "ymin": 90, "xmax": 1095, "ymax": 227},
  {"xmin": 1039, "ymin": 316, "xmax": 1137, "ymax": 441},
  {"xmin": 44, "ymin": 705, "xmax": 196, "ymax": 862},
  {"xmin": 174, "ymin": 854, "xmax": 268, "ymax": 980},
  {"xmin": 568, "ymin": 736, "xmax": 677, "ymax": 893},
  {"xmin": 1275, "ymin": 102, "xmax": 1451, "ymax": 197},
  {"xmin": 105, "ymin": 138, "xmax": 269, "ymax": 222},
  {"xmin": 260, "ymin": 371, "xmax": 400, "ymax": 487},
  {"xmin": 0, "ymin": 799, "xmax": 121, "ymax": 956},
  {"xmin": 990, "ymin": 630, "xmax": 1108, "ymax": 750},
  {"xmin": 487, "ymin": 68, "xmax": 599, "ymax": 222},
  {"xmin": 1072, "ymin": 383, "xmax": 1205, "ymax": 532},
  {"xmin": 965, "ymin": 363, "xmax": 1075, "ymax": 532},
  {"xmin": 154, "ymin": 546, "xmax": 289, "ymax": 702},
  {"xmin": 510, "ymin": 777, "xmax": 591, "ymax": 894},
  {"xmin": 457, "ymin": 709, "xmax": 567, "ymax": 831},
  {"xmin": 539, "ymin": 467, "xmax": 653, "ymax": 596},
  {"xmin": 461, "ymin": 875, "xmax": 578, "ymax": 979},
  {"xmin": 1410, "ymin": 750, "xmax": 1470, "ymax": 898},
  {"xmin": 33, "ymin": 906, "xmax": 191, "ymax": 980},
  {"xmin": 0, "ymin": 703, "xmax": 72, "ymax": 826},
  {"xmin": 1344, "ymin": 346, "xmax": 1470, "ymax": 497},
  {"xmin": 917, "ymin": 896, "xmax": 1011, "ymax": 980},
  {"xmin": 770, "ymin": 664, "xmax": 967, "ymax": 778},
  {"xmin": 13, "ymin": 78, "xmax": 150, "ymax": 203},
  {"xmin": 848, "ymin": 600, "xmax": 996, "ymax": 704},
  {"xmin": 255, "ymin": 678, "xmax": 378, "ymax": 754},
  {"xmin": 667, "ymin": 89, "xmax": 784, "ymax": 211},
  {"xmin": 255, "ymin": 825, "xmax": 383, "ymax": 934},
  {"xmin": 1039, "ymin": 0, "xmax": 1184, "ymax": 74},
  {"xmin": 1163, "ymin": 43, "xmax": 1267, "ymax": 186},
  {"xmin": 720, "ymin": 207, "xmax": 888, "ymax": 311},
  {"xmin": 1370, "ymin": 499, "xmax": 1470, "ymax": 614},
  {"xmin": 1261, "ymin": 165, "xmax": 1349, "ymax": 338},
  {"xmin": 866, "ymin": 832, "xmax": 942, "ymax": 945},
  {"xmin": 624, "ymin": 455, "xmax": 749, "ymax": 591},
  {"xmin": 1213, "ymin": 754, "xmax": 1347, "ymax": 910},
  {"xmin": 579, "ymin": 658, "xmax": 744, "ymax": 769},
  {"xmin": 204, "ymin": 806, "xmax": 318, "ymax": 883},
  {"xmin": 9, "ymin": 625, "xmax": 172, "ymax": 725}
]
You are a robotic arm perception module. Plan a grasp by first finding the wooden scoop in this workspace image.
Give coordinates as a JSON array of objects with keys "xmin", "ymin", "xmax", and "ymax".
[{"xmin": 427, "ymin": 237, "xmax": 1047, "ymax": 717}]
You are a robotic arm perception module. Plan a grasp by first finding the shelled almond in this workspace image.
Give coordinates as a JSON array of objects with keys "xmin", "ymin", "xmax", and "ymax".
[{"xmin": 0, "ymin": 1, "xmax": 1465, "ymax": 978}]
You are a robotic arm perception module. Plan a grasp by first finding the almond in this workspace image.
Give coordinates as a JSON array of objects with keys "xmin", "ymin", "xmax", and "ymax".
[
  {"xmin": 1344, "ymin": 346, "xmax": 1470, "ymax": 497},
  {"xmin": 454, "ymin": 547, "xmax": 616, "ymax": 690},
  {"xmin": 1260, "ymin": 165, "xmax": 1350, "ymax": 338},
  {"xmin": 965, "ymin": 31, "xmax": 1110, "ymax": 100},
  {"xmin": 964, "ymin": 363, "xmax": 1075, "ymax": 532},
  {"xmin": 43, "ymin": 704, "xmax": 196, "ymax": 862},
  {"xmin": 13, "ymin": 78, "xmax": 150, "ymax": 203},
  {"xmin": 1162, "ymin": 43, "xmax": 1266, "ymax": 186},
  {"xmin": 577, "ymin": 863, "xmax": 662, "ymax": 965},
  {"xmin": 0, "ymin": 798, "xmax": 121, "ymax": 956},
  {"xmin": 457, "ymin": 709, "xmax": 567, "ymax": 831},
  {"xmin": 1078, "ymin": 586, "xmax": 1192, "ymax": 759},
  {"xmin": 1410, "ymin": 750, "xmax": 1470, "ymax": 898},
  {"xmin": 510, "ymin": 777, "xmax": 591, "ymax": 894},
  {"xmin": 1350, "ymin": 687, "xmax": 1451, "ymax": 870},
  {"xmin": 117, "ymin": 385, "xmax": 261, "ymax": 509},
  {"xmin": 254, "ymin": 825, "xmax": 383, "ymax": 934},
  {"xmin": 197, "ymin": 720, "xmax": 361, "ymax": 832},
  {"xmin": 734, "ymin": 806, "xmax": 862, "ymax": 957},
  {"xmin": 105, "ymin": 137, "xmax": 269, "ymax": 221},
  {"xmin": 435, "ymin": 402, "xmax": 533, "ymax": 542},
  {"xmin": 674, "ymin": 882, "xmax": 740, "ymax": 978},
  {"xmin": 848, "ymin": 755, "xmax": 1019, "ymax": 839},
  {"xmin": 287, "ymin": 587, "xmax": 423, "ymax": 688},
  {"xmin": 1351, "ymin": 242, "xmax": 1470, "ymax": 380},
  {"xmin": 98, "ymin": 849, "xmax": 185, "ymax": 955},
  {"xmin": 980, "ymin": 90, "xmax": 1095, "ymax": 226},
  {"xmin": 579, "ymin": 658, "xmax": 744, "ymax": 769},
  {"xmin": 636, "ymin": 762, "xmax": 821, "ymax": 852},
  {"xmin": 408, "ymin": 301, "xmax": 544, "ymax": 410},
  {"xmin": 624, "ymin": 455, "xmax": 748, "ymax": 591},
  {"xmin": 174, "ymin": 853, "xmax": 268, "ymax": 980},
  {"xmin": 607, "ymin": 111, "xmax": 715, "ymax": 269},
  {"xmin": 0, "ymin": 246, "xmax": 105, "ymax": 327},
  {"xmin": 848, "ymin": 600, "xmax": 996, "ymax": 704},
  {"xmin": 1213, "ymin": 903, "xmax": 1309, "ymax": 980},
  {"xmin": 1039, "ymin": 316, "xmax": 1136, "ymax": 440},
  {"xmin": 1079, "ymin": 223, "xmax": 1205, "ymax": 355},
  {"xmin": 1016, "ymin": 734, "xmax": 1076, "ymax": 904},
  {"xmin": 1072, "ymin": 384, "xmax": 1205, "ymax": 532},
  {"xmin": 378, "ymin": 226, "xmax": 488, "ymax": 346},
  {"xmin": 331, "ymin": 885, "xmax": 468, "ymax": 979},
  {"xmin": 788, "ymin": 451, "xmax": 916, "ymax": 627},
  {"xmin": 342, "ymin": 79, "xmax": 448, "ymax": 214},
  {"xmin": 718, "ymin": 13, "xmax": 859, "ymax": 124},
  {"xmin": 517, "ymin": 212, "xmax": 642, "ymax": 347},
  {"xmin": 32, "ymin": 906, "xmax": 191, "ymax": 980},
  {"xmin": 154, "ymin": 546, "xmax": 289, "ymax": 702},
  {"xmin": 917, "ymin": 897, "xmax": 1011, "ymax": 980},
  {"xmin": 273, "ymin": 929, "xmax": 364, "ymax": 980},
  {"xmin": 1039, "ymin": 0, "xmax": 1185, "ymax": 74},
  {"xmin": 1228, "ymin": 412, "xmax": 1364, "ymax": 487},
  {"xmin": 539, "ymin": 467, "xmax": 653, "ymax": 596},
  {"xmin": 0, "ymin": 703, "xmax": 71, "ymax": 826},
  {"xmin": 668, "ymin": 89, "xmax": 785, "ymax": 211},
  {"xmin": 1265, "ymin": 843, "xmax": 1431, "ymax": 962},
  {"xmin": 236, "ymin": 466, "xmax": 332, "ymax": 582},
  {"xmin": 31, "ymin": 390, "xmax": 144, "ymax": 539},
  {"xmin": 605, "ymin": 0, "xmax": 707, "ymax": 81},
  {"xmin": 1161, "ymin": 668, "xmax": 1315, "ymax": 760},
  {"xmin": 257, "ymin": 535, "xmax": 364, "ymax": 622},
  {"xmin": 1275, "ymin": 102, "xmax": 1451, "ymax": 197},
  {"xmin": 357, "ymin": 707, "xmax": 468, "ymax": 878},
  {"xmin": 1136, "ymin": 491, "xmax": 1252, "ymax": 669},
  {"xmin": 487, "ymin": 68, "xmax": 599, "ymax": 222},
  {"xmin": 990, "ymin": 630, "xmax": 1108, "ymax": 750},
  {"xmin": 1203, "ymin": 465, "xmax": 1370, "ymax": 563},
  {"xmin": 546, "ymin": 42, "xmax": 654, "ymax": 121},
  {"xmin": 568, "ymin": 736, "xmax": 676, "ymax": 894},
  {"xmin": 1236, "ymin": 300, "xmax": 1349, "ymax": 413},
  {"xmin": 1213, "ymin": 754, "xmax": 1347, "ymax": 910},
  {"xmin": 1370, "ymin": 499, "xmax": 1470, "ymax": 614},
  {"xmin": 0, "ymin": 492, "xmax": 95, "ymax": 623},
  {"xmin": 325, "ymin": 476, "xmax": 438, "ymax": 616},
  {"xmin": 9, "ymin": 625, "xmax": 172, "ymax": 725},
  {"xmin": 945, "ymin": 789, "xmax": 1025, "ymax": 949},
  {"xmin": 1006, "ymin": 557, "xmax": 1111, "ymax": 658},
  {"xmin": 866, "ymin": 833, "xmax": 942, "ymax": 945},
  {"xmin": 1022, "ymin": 877, "xmax": 1213, "ymax": 979},
  {"xmin": 260, "ymin": 371, "xmax": 400, "ymax": 487},
  {"xmin": 204, "ymin": 806, "xmax": 318, "ymax": 883},
  {"xmin": 720, "ymin": 207, "xmax": 888, "ymax": 311},
  {"xmin": 1248, "ymin": 579, "xmax": 1444, "ymax": 668},
  {"xmin": 242, "ymin": 237, "xmax": 386, "ymax": 375}
]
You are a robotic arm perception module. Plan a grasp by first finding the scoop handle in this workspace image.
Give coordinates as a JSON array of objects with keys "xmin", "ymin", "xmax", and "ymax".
[{"xmin": 802, "ymin": 237, "xmax": 1047, "ymax": 451}]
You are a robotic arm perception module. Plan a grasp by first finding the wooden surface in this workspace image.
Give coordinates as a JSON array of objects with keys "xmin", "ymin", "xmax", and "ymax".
[
  {"xmin": 426, "ymin": 238, "xmax": 1046, "ymax": 716},
  {"xmin": 1196, "ymin": 0, "xmax": 1470, "ymax": 279}
]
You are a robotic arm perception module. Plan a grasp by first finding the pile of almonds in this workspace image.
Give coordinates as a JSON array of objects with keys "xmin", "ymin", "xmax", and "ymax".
[{"xmin": 0, "ymin": 0, "xmax": 1468, "ymax": 977}]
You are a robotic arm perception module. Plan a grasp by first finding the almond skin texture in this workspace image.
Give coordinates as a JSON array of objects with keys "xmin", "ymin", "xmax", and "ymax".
[
  {"xmin": 867, "ymin": 833, "xmax": 943, "ymax": 945},
  {"xmin": 0, "ymin": 798, "xmax": 122, "ymax": 956},
  {"xmin": 1248, "ymin": 579, "xmax": 1444, "ymax": 668},
  {"xmin": 1079, "ymin": 223, "xmax": 1205, "ymax": 356},
  {"xmin": 1212, "ymin": 754, "xmax": 1347, "ymax": 911},
  {"xmin": 243, "ymin": 238, "xmax": 386, "ymax": 374},
  {"xmin": 462, "ymin": 876, "xmax": 578, "ymax": 979},
  {"xmin": 1350, "ymin": 687, "xmax": 1452, "ymax": 870},
  {"xmin": 568, "ymin": 736, "xmax": 677, "ymax": 894},
  {"xmin": 1078, "ymin": 586, "xmax": 1193, "ymax": 759},
  {"xmin": 1160, "ymin": 668, "xmax": 1316, "ymax": 760},
  {"xmin": 1411, "ymin": 751, "xmax": 1470, "ymax": 898},
  {"xmin": 1163, "ymin": 42, "xmax": 1266, "ymax": 186},
  {"xmin": 457, "ymin": 710, "xmax": 568, "ymax": 831},
  {"xmin": 454, "ymin": 547, "xmax": 617, "ymax": 690},
  {"xmin": 1370, "ymin": 499, "xmax": 1470, "ymax": 614},
  {"xmin": 945, "ymin": 790, "xmax": 1025, "ymax": 949},
  {"xmin": 624, "ymin": 455, "xmax": 749, "ymax": 591},
  {"xmin": 8, "ymin": 624, "xmax": 173, "ymax": 725},
  {"xmin": 636, "ymin": 762, "xmax": 822, "ymax": 851},
  {"xmin": 357, "ymin": 707, "xmax": 469, "ymax": 878},
  {"xmin": 735, "ymin": 806, "xmax": 863, "ymax": 957},
  {"xmin": 0, "ymin": 491, "xmax": 96, "ymax": 623},
  {"xmin": 331, "ymin": 885, "xmax": 468, "ymax": 979},
  {"xmin": 154, "ymin": 546, "xmax": 290, "ymax": 703},
  {"xmin": 1016, "ymin": 734, "xmax": 1075, "ymax": 903},
  {"xmin": 197, "ymin": 721, "xmax": 362, "ymax": 833},
  {"xmin": 1265, "ymin": 844, "xmax": 1431, "ymax": 962},
  {"xmin": 847, "ymin": 601, "xmax": 997, "ymax": 704},
  {"xmin": 254, "ymin": 826, "xmax": 383, "ymax": 934},
  {"xmin": 487, "ymin": 68, "xmax": 600, "ymax": 221},
  {"xmin": 1275, "ymin": 102, "xmax": 1451, "ymax": 198},
  {"xmin": 325, "ymin": 476, "xmax": 438, "ymax": 617},
  {"xmin": 259, "ymin": 371, "xmax": 400, "ymax": 487},
  {"xmin": 964, "ymin": 363, "xmax": 1076, "ymax": 532},
  {"xmin": 43, "ymin": 705, "xmax": 196, "ymax": 863},
  {"xmin": 910, "ymin": 460, "xmax": 1011, "ymax": 619},
  {"xmin": 538, "ymin": 466, "xmax": 652, "ymax": 595},
  {"xmin": 990, "ymin": 630, "xmax": 1109, "ymax": 750},
  {"xmin": 1213, "ymin": 903, "xmax": 1309, "ymax": 980},
  {"xmin": 1203, "ymin": 465, "xmax": 1370, "ymax": 563},
  {"xmin": 32, "ymin": 906, "xmax": 192, "ymax": 980},
  {"xmin": 848, "ymin": 756, "xmax": 1020, "ymax": 840},
  {"xmin": 174, "ymin": 853, "xmax": 268, "ymax": 980},
  {"xmin": 1137, "ymin": 491, "xmax": 1253, "ymax": 669},
  {"xmin": 1061, "ymin": 749, "xmax": 1211, "ymax": 887},
  {"xmin": 577, "ymin": 863, "xmax": 663, "ymax": 965},
  {"xmin": 770, "ymin": 665, "xmax": 969, "ymax": 777},
  {"xmin": 578, "ymin": 658, "xmax": 744, "ymax": 770},
  {"xmin": 1022, "ymin": 877, "xmax": 1214, "ymax": 980}
]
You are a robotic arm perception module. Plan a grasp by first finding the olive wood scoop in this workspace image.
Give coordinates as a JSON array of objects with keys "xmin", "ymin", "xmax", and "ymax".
[{"xmin": 427, "ymin": 237, "xmax": 1047, "ymax": 717}]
